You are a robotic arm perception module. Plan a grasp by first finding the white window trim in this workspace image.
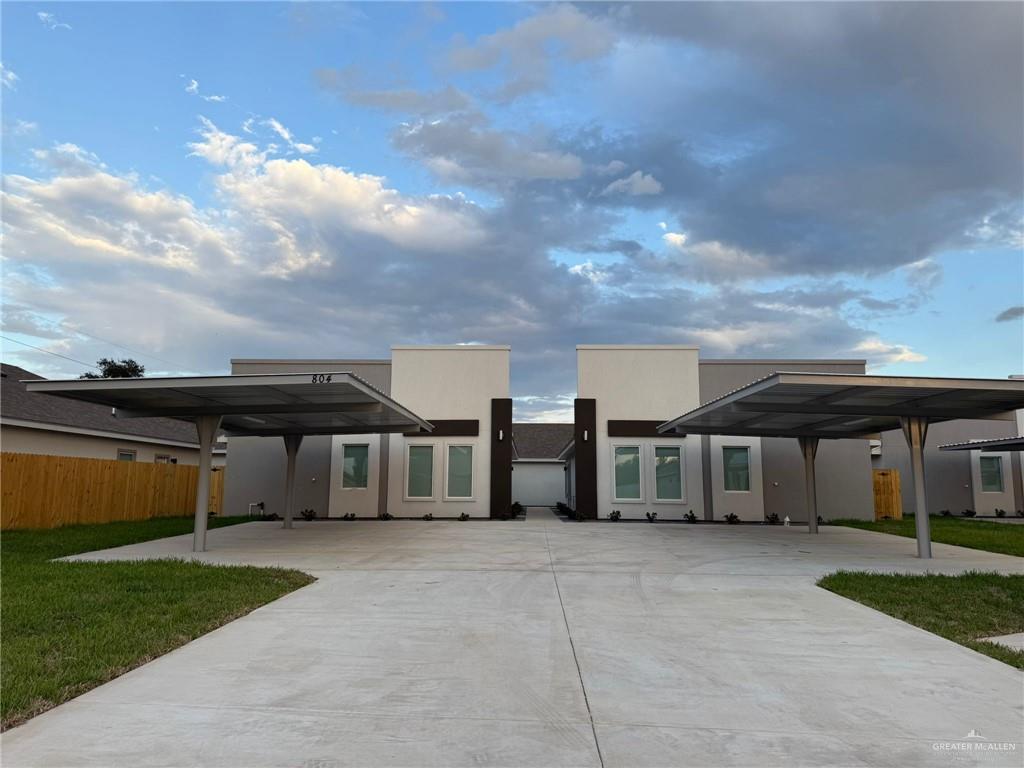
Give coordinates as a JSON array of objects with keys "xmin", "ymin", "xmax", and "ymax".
[
  {"xmin": 722, "ymin": 445, "xmax": 752, "ymax": 494},
  {"xmin": 979, "ymin": 455, "xmax": 1005, "ymax": 494},
  {"xmin": 117, "ymin": 448, "xmax": 137, "ymax": 462},
  {"xmin": 340, "ymin": 443, "xmax": 371, "ymax": 491},
  {"xmin": 443, "ymin": 442, "xmax": 475, "ymax": 502},
  {"xmin": 611, "ymin": 443, "xmax": 644, "ymax": 503},
  {"xmin": 404, "ymin": 442, "xmax": 436, "ymax": 501},
  {"xmin": 653, "ymin": 444, "xmax": 686, "ymax": 504}
]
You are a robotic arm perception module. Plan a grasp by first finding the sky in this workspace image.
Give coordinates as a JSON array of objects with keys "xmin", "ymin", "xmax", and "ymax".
[{"xmin": 2, "ymin": 2, "xmax": 1022, "ymax": 421}]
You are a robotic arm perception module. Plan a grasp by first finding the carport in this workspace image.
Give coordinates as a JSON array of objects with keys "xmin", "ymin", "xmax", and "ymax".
[
  {"xmin": 24, "ymin": 372, "xmax": 433, "ymax": 551},
  {"xmin": 659, "ymin": 373, "xmax": 1024, "ymax": 558}
]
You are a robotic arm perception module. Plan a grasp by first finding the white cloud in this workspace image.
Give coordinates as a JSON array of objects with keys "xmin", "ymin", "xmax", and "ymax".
[
  {"xmin": 662, "ymin": 231, "xmax": 687, "ymax": 248},
  {"xmin": 1, "ymin": 63, "xmax": 18, "ymax": 90},
  {"xmin": 8, "ymin": 119, "xmax": 38, "ymax": 135},
  {"xmin": 600, "ymin": 170, "xmax": 663, "ymax": 196},
  {"xmin": 263, "ymin": 118, "xmax": 318, "ymax": 155},
  {"xmin": 184, "ymin": 78, "xmax": 227, "ymax": 103},
  {"xmin": 37, "ymin": 12, "xmax": 71, "ymax": 30},
  {"xmin": 854, "ymin": 338, "xmax": 927, "ymax": 366},
  {"xmin": 241, "ymin": 118, "xmax": 255, "ymax": 134}
]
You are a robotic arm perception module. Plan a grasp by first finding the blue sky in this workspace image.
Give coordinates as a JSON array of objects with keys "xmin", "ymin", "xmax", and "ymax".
[{"xmin": 2, "ymin": 2, "xmax": 1022, "ymax": 420}]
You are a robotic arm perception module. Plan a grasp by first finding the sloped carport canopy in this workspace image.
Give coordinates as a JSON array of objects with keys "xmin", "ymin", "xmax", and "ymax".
[
  {"xmin": 25, "ymin": 372, "xmax": 433, "ymax": 551},
  {"xmin": 658, "ymin": 373, "xmax": 1024, "ymax": 557},
  {"xmin": 939, "ymin": 436, "xmax": 1024, "ymax": 452}
]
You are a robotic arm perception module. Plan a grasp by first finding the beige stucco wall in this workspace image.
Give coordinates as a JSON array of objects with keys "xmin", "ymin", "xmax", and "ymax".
[
  {"xmin": 386, "ymin": 346, "xmax": 510, "ymax": 518},
  {"xmin": 0, "ymin": 424, "xmax": 221, "ymax": 465},
  {"xmin": 577, "ymin": 346, "xmax": 703, "ymax": 520}
]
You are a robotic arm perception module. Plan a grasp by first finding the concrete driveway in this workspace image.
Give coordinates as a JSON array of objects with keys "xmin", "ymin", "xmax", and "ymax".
[{"xmin": 3, "ymin": 510, "xmax": 1022, "ymax": 767}]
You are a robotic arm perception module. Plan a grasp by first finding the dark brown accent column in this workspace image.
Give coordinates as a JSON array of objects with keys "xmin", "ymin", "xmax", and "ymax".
[
  {"xmin": 574, "ymin": 398, "xmax": 598, "ymax": 519},
  {"xmin": 490, "ymin": 398, "xmax": 513, "ymax": 518}
]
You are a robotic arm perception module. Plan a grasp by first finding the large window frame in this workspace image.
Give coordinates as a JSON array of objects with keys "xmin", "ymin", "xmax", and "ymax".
[
  {"xmin": 979, "ymin": 455, "xmax": 1004, "ymax": 493},
  {"xmin": 341, "ymin": 443, "xmax": 370, "ymax": 490},
  {"xmin": 116, "ymin": 449, "xmax": 137, "ymax": 462},
  {"xmin": 612, "ymin": 444, "xmax": 643, "ymax": 503},
  {"xmin": 722, "ymin": 445, "xmax": 751, "ymax": 493},
  {"xmin": 444, "ymin": 443, "xmax": 475, "ymax": 501},
  {"xmin": 653, "ymin": 444, "xmax": 685, "ymax": 503},
  {"xmin": 404, "ymin": 443, "xmax": 435, "ymax": 501}
]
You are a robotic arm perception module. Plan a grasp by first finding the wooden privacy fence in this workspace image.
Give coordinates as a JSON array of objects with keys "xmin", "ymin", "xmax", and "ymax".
[
  {"xmin": 1, "ymin": 453, "xmax": 224, "ymax": 530},
  {"xmin": 872, "ymin": 468, "xmax": 902, "ymax": 521}
]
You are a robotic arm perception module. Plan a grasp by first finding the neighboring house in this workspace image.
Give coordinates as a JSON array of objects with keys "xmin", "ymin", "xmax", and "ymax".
[
  {"xmin": 224, "ymin": 346, "xmax": 510, "ymax": 518},
  {"xmin": 511, "ymin": 422, "xmax": 573, "ymax": 507},
  {"xmin": 563, "ymin": 347, "xmax": 874, "ymax": 521},
  {"xmin": 1, "ymin": 363, "xmax": 226, "ymax": 466},
  {"xmin": 872, "ymin": 391, "xmax": 1023, "ymax": 515}
]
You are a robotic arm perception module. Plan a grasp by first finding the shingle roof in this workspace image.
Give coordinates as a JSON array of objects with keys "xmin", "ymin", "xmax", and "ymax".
[
  {"xmin": 511, "ymin": 422, "xmax": 574, "ymax": 460},
  {"xmin": 1, "ymin": 363, "xmax": 202, "ymax": 446}
]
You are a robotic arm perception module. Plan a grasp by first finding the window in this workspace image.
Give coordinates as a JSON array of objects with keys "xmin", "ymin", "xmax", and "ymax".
[
  {"xmin": 980, "ymin": 456, "xmax": 1004, "ymax": 493},
  {"xmin": 446, "ymin": 445, "xmax": 473, "ymax": 499},
  {"xmin": 614, "ymin": 446, "xmax": 641, "ymax": 500},
  {"xmin": 342, "ymin": 444, "xmax": 370, "ymax": 489},
  {"xmin": 154, "ymin": 454, "xmax": 172, "ymax": 464},
  {"xmin": 407, "ymin": 445, "xmax": 434, "ymax": 498},
  {"xmin": 116, "ymin": 449, "xmax": 136, "ymax": 462},
  {"xmin": 654, "ymin": 446, "xmax": 683, "ymax": 501},
  {"xmin": 722, "ymin": 446, "xmax": 750, "ymax": 492}
]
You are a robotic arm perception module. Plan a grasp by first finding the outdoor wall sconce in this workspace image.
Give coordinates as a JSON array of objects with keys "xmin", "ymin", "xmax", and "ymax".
[
  {"xmin": 583, "ymin": 429, "xmax": 589, "ymax": 442},
  {"xmin": 498, "ymin": 429, "xmax": 504, "ymax": 441}
]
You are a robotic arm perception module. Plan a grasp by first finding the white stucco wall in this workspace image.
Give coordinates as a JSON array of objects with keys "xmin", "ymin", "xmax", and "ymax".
[
  {"xmin": 969, "ymin": 450, "xmax": 1016, "ymax": 514},
  {"xmin": 386, "ymin": 346, "xmax": 509, "ymax": 518},
  {"xmin": 709, "ymin": 435, "xmax": 764, "ymax": 521},
  {"xmin": 512, "ymin": 461, "xmax": 567, "ymax": 506},
  {"xmin": 0, "ymin": 424, "xmax": 221, "ymax": 465},
  {"xmin": 329, "ymin": 434, "xmax": 382, "ymax": 518},
  {"xmin": 577, "ymin": 346, "xmax": 703, "ymax": 520}
]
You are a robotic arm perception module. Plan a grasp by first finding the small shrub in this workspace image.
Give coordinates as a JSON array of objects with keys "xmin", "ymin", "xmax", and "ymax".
[
  {"xmin": 608, "ymin": 510, "xmax": 621, "ymax": 521},
  {"xmin": 458, "ymin": 513, "xmax": 469, "ymax": 521},
  {"xmin": 645, "ymin": 511, "xmax": 658, "ymax": 523},
  {"xmin": 570, "ymin": 508, "xmax": 584, "ymax": 521},
  {"xmin": 341, "ymin": 513, "xmax": 355, "ymax": 521},
  {"xmin": 995, "ymin": 508, "xmax": 1007, "ymax": 518},
  {"xmin": 961, "ymin": 509, "xmax": 976, "ymax": 518},
  {"xmin": 422, "ymin": 513, "xmax": 433, "ymax": 521},
  {"xmin": 684, "ymin": 510, "xmax": 697, "ymax": 523},
  {"xmin": 379, "ymin": 511, "xmax": 394, "ymax": 520},
  {"xmin": 764, "ymin": 512, "xmax": 780, "ymax": 525},
  {"xmin": 939, "ymin": 509, "xmax": 952, "ymax": 517},
  {"xmin": 510, "ymin": 501, "xmax": 524, "ymax": 516},
  {"xmin": 723, "ymin": 513, "xmax": 740, "ymax": 525},
  {"xmin": 555, "ymin": 502, "xmax": 570, "ymax": 514},
  {"xmin": 300, "ymin": 508, "xmax": 316, "ymax": 521},
  {"xmin": 1017, "ymin": 509, "xmax": 1024, "ymax": 518}
]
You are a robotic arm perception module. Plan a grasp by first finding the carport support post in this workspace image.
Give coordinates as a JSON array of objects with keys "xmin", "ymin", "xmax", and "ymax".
[
  {"xmin": 901, "ymin": 416, "xmax": 932, "ymax": 559},
  {"xmin": 282, "ymin": 434, "xmax": 303, "ymax": 529},
  {"xmin": 193, "ymin": 415, "xmax": 223, "ymax": 553},
  {"xmin": 798, "ymin": 436, "xmax": 819, "ymax": 534}
]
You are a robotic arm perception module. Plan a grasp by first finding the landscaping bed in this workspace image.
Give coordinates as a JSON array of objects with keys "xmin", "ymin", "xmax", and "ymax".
[
  {"xmin": 819, "ymin": 570, "xmax": 1024, "ymax": 668},
  {"xmin": 1, "ymin": 516, "xmax": 313, "ymax": 730},
  {"xmin": 829, "ymin": 515, "xmax": 1024, "ymax": 558}
]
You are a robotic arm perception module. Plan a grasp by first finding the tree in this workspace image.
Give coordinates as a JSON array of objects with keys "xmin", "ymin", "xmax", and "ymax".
[{"xmin": 80, "ymin": 358, "xmax": 146, "ymax": 379}]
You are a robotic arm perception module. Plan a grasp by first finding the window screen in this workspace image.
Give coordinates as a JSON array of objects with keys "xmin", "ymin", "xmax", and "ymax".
[
  {"xmin": 447, "ymin": 445, "xmax": 473, "ymax": 498},
  {"xmin": 614, "ymin": 446, "xmax": 641, "ymax": 499},
  {"xmin": 342, "ymin": 444, "xmax": 369, "ymax": 489},
  {"xmin": 980, "ymin": 456, "xmax": 1004, "ymax": 493},
  {"xmin": 722, "ymin": 446, "xmax": 750, "ymax": 491},
  {"xmin": 407, "ymin": 445, "xmax": 433, "ymax": 498}
]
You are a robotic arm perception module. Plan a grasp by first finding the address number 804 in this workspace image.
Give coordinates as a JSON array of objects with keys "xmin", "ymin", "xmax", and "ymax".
[{"xmin": 311, "ymin": 374, "xmax": 333, "ymax": 383}]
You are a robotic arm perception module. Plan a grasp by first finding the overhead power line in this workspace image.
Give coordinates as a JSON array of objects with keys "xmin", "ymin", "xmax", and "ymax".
[{"xmin": 0, "ymin": 335, "xmax": 100, "ymax": 372}]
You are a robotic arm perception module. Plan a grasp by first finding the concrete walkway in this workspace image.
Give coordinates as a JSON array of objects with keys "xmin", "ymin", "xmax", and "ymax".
[{"xmin": 3, "ymin": 511, "xmax": 1022, "ymax": 767}]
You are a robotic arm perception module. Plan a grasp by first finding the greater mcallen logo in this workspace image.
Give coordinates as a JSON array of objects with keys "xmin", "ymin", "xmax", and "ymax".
[{"xmin": 932, "ymin": 730, "xmax": 1019, "ymax": 754}]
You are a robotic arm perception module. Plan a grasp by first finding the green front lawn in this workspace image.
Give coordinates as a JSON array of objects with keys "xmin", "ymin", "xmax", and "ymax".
[
  {"xmin": 1, "ymin": 517, "xmax": 313, "ymax": 730},
  {"xmin": 830, "ymin": 515, "xmax": 1024, "ymax": 558},
  {"xmin": 819, "ymin": 571, "xmax": 1024, "ymax": 668}
]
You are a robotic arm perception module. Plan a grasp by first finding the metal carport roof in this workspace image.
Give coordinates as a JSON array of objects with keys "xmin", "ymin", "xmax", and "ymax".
[
  {"xmin": 658, "ymin": 372, "xmax": 1024, "ymax": 557},
  {"xmin": 25, "ymin": 371, "xmax": 433, "ymax": 551},
  {"xmin": 939, "ymin": 436, "xmax": 1024, "ymax": 452}
]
